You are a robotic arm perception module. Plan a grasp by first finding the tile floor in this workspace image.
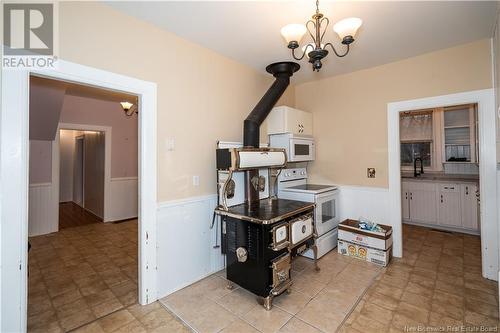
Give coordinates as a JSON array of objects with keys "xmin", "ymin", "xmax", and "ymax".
[
  {"xmin": 29, "ymin": 219, "xmax": 499, "ymax": 333},
  {"xmin": 160, "ymin": 224, "xmax": 499, "ymax": 333},
  {"xmin": 28, "ymin": 219, "xmax": 177, "ymax": 332}
]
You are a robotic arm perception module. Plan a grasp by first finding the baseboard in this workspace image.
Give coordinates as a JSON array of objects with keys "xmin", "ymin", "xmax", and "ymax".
[{"xmin": 403, "ymin": 220, "xmax": 480, "ymax": 236}]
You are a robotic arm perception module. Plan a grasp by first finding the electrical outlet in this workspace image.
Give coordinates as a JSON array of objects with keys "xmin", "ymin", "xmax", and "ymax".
[
  {"xmin": 165, "ymin": 138, "xmax": 175, "ymax": 151},
  {"xmin": 367, "ymin": 168, "xmax": 376, "ymax": 178},
  {"xmin": 192, "ymin": 175, "xmax": 200, "ymax": 186}
]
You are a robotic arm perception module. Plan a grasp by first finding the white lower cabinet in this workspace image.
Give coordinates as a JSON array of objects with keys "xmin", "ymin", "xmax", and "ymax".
[
  {"xmin": 461, "ymin": 183, "xmax": 479, "ymax": 230},
  {"xmin": 437, "ymin": 184, "xmax": 462, "ymax": 227},
  {"xmin": 402, "ymin": 180, "xmax": 479, "ymax": 234}
]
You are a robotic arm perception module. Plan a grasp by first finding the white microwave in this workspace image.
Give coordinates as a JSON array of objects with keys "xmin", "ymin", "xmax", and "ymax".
[{"xmin": 269, "ymin": 133, "xmax": 315, "ymax": 162}]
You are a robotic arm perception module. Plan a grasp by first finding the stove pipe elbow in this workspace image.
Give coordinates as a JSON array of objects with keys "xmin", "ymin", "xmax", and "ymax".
[{"xmin": 243, "ymin": 62, "xmax": 300, "ymax": 148}]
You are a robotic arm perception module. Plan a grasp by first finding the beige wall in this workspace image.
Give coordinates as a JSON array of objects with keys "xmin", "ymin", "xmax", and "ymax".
[
  {"xmin": 295, "ymin": 39, "xmax": 492, "ymax": 188},
  {"xmin": 58, "ymin": 2, "xmax": 293, "ymax": 201}
]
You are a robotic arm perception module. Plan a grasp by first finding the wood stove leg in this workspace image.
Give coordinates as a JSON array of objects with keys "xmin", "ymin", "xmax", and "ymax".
[
  {"xmin": 258, "ymin": 296, "xmax": 273, "ymax": 311},
  {"xmin": 226, "ymin": 282, "xmax": 234, "ymax": 290},
  {"xmin": 312, "ymin": 244, "xmax": 321, "ymax": 271}
]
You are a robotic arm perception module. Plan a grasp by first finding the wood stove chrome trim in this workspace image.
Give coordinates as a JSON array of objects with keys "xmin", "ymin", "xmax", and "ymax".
[
  {"xmin": 270, "ymin": 222, "xmax": 289, "ymax": 251},
  {"xmin": 227, "ymin": 147, "xmax": 288, "ymax": 171},
  {"xmin": 214, "ymin": 203, "xmax": 315, "ymax": 225}
]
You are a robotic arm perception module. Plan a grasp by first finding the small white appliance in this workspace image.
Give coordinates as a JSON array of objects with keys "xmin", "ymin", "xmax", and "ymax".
[
  {"xmin": 277, "ymin": 167, "xmax": 339, "ymax": 258},
  {"xmin": 269, "ymin": 133, "xmax": 315, "ymax": 162}
]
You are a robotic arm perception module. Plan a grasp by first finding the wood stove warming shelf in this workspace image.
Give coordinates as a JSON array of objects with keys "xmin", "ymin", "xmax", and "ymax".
[{"xmin": 214, "ymin": 61, "xmax": 319, "ymax": 310}]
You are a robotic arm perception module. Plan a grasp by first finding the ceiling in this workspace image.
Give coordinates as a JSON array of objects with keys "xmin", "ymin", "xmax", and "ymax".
[{"xmin": 106, "ymin": 1, "xmax": 498, "ymax": 83}]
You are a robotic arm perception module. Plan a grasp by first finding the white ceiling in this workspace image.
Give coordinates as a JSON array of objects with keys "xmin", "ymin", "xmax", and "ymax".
[{"xmin": 106, "ymin": 1, "xmax": 498, "ymax": 83}]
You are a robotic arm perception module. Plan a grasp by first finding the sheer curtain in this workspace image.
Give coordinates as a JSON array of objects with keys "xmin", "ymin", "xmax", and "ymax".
[{"xmin": 400, "ymin": 113, "xmax": 432, "ymax": 142}]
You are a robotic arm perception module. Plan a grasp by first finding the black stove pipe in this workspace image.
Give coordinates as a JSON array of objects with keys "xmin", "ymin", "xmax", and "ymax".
[
  {"xmin": 243, "ymin": 62, "xmax": 300, "ymax": 148},
  {"xmin": 243, "ymin": 62, "xmax": 300, "ymax": 208}
]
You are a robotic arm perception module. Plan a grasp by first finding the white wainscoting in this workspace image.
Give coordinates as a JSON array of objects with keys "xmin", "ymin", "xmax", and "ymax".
[
  {"xmin": 29, "ymin": 183, "xmax": 58, "ymax": 237},
  {"xmin": 107, "ymin": 177, "xmax": 138, "ymax": 222},
  {"xmin": 156, "ymin": 194, "xmax": 224, "ymax": 299}
]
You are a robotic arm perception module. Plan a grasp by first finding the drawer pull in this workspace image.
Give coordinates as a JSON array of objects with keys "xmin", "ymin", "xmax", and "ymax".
[{"xmin": 440, "ymin": 194, "xmax": 443, "ymax": 203}]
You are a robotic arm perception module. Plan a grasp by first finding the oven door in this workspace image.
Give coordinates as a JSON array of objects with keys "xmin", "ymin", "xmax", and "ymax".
[
  {"xmin": 288, "ymin": 138, "xmax": 314, "ymax": 162},
  {"xmin": 314, "ymin": 190, "xmax": 339, "ymax": 236}
]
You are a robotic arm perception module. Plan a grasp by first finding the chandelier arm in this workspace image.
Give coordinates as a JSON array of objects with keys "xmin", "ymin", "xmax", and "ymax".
[
  {"xmin": 305, "ymin": 20, "xmax": 317, "ymax": 44},
  {"xmin": 324, "ymin": 42, "xmax": 350, "ymax": 57},
  {"xmin": 291, "ymin": 44, "xmax": 314, "ymax": 61},
  {"xmin": 319, "ymin": 17, "xmax": 329, "ymax": 44}
]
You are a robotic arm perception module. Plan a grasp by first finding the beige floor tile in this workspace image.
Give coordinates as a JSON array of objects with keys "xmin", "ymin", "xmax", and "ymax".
[
  {"xmin": 464, "ymin": 310, "xmax": 499, "ymax": 327},
  {"xmin": 278, "ymin": 317, "xmax": 322, "ymax": 333},
  {"xmin": 188, "ymin": 301, "xmax": 237, "ymax": 333},
  {"xmin": 136, "ymin": 308, "xmax": 176, "ymax": 330},
  {"xmin": 28, "ymin": 321, "xmax": 64, "ymax": 333},
  {"xmin": 220, "ymin": 319, "xmax": 260, "ymax": 333},
  {"xmin": 350, "ymin": 314, "xmax": 389, "ymax": 333},
  {"xmin": 243, "ymin": 304, "xmax": 292, "ymax": 333},
  {"xmin": 464, "ymin": 288, "xmax": 498, "ymax": 306},
  {"xmin": 360, "ymin": 301, "xmax": 393, "ymax": 325},
  {"xmin": 72, "ymin": 322, "xmax": 106, "ymax": 333},
  {"xmin": 59, "ymin": 308, "xmax": 96, "ymax": 332},
  {"xmin": 366, "ymin": 291, "xmax": 399, "ymax": 311},
  {"xmin": 405, "ymin": 281, "xmax": 434, "ymax": 298},
  {"xmin": 127, "ymin": 302, "xmax": 162, "ymax": 320},
  {"xmin": 428, "ymin": 312, "xmax": 463, "ymax": 327},
  {"xmin": 465, "ymin": 298, "xmax": 499, "ymax": 319},
  {"xmin": 216, "ymin": 288, "xmax": 259, "ymax": 317},
  {"xmin": 373, "ymin": 282, "xmax": 404, "ymax": 300},
  {"xmin": 431, "ymin": 298, "xmax": 464, "ymax": 320},
  {"xmin": 290, "ymin": 275, "xmax": 326, "ymax": 298},
  {"xmin": 395, "ymin": 302, "xmax": 429, "ymax": 324},
  {"xmin": 148, "ymin": 320, "xmax": 191, "ymax": 333},
  {"xmin": 273, "ymin": 290, "xmax": 312, "ymax": 315},
  {"xmin": 91, "ymin": 297, "xmax": 124, "ymax": 318},
  {"xmin": 400, "ymin": 290, "xmax": 432, "ymax": 310},
  {"xmin": 296, "ymin": 298, "xmax": 345, "ymax": 333},
  {"xmin": 97, "ymin": 309, "xmax": 135, "ymax": 332}
]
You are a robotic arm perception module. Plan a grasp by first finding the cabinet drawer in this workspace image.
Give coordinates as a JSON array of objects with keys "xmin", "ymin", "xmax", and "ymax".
[{"xmin": 438, "ymin": 184, "xmax": 459, "ymax": 192}]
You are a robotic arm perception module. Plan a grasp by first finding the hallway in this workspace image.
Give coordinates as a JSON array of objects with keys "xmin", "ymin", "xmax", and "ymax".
[{"xmin": 59, "ymin": 202, "xmax": 102, "ymax": 230}]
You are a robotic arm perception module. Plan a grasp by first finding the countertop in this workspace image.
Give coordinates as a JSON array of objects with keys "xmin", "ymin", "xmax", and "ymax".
[
  {"xmin": 401, "ymin": 172, "xmax": 479, "ymax": 184},
  {"xmin": 215, "ymin": 198, "xmax": 314, "ymax": 225}
]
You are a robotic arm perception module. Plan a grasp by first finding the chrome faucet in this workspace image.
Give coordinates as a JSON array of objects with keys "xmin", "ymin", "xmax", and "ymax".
[{"xmin": 414, "ymin": 157, "xmax": 424, "ymax": 177}]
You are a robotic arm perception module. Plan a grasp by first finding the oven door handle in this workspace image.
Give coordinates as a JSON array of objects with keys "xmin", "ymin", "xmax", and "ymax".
[{"xmin": 270, "ymin": 241, "xmax": 290, "ymax": 251}]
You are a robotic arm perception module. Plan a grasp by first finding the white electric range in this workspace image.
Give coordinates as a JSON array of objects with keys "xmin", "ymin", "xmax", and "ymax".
[{"xmin": 277, "ymin": 168, "xmax": 340, "ymax": 259}]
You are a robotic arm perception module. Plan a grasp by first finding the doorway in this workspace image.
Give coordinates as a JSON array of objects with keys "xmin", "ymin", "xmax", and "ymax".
[
  {"xmin": 1, "ymin": 60, "xmax": 158, "ymax": 332},
  {"xmin": 27, "ymin": 76, "xmax": 140, "ymax": 330},
  {"xmin": 59, "ymin": 129, "xmax": 105, "ymax": 230},
  {"xmin": 386, "ymin": 89, "xmax": 497, "ymax": 281}
]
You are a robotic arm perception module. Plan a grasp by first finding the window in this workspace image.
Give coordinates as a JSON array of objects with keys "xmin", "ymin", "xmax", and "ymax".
[
  {"xmin": 400, "ymin": 111, "xmax": 433, "ymax": 168},
  {"xmin": 400, "ymin": 142, "xmax": 432, "ymax": 167}
]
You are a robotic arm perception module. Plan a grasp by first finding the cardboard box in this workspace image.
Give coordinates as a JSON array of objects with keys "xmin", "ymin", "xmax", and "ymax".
[
  {"xmin": 338, "ymin": 240, "xmax": 392, "ymax": 267},
  {"xmin": 338, "ymin": 219, "xmax": 393, "ymax": 251}
]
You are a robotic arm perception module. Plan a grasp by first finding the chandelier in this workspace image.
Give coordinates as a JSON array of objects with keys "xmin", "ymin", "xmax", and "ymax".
[{"xmin": 280, "ymin": 0, "xmax": 362, "ymax": 71}]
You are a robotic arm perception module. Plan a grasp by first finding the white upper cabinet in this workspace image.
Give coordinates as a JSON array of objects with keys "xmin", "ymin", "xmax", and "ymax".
[{"xmin": 267, "ymin": 106, "xmax": 313, "ymax": 136}]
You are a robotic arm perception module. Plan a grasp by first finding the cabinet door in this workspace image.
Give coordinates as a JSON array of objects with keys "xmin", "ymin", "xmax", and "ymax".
[
  {"xmin": 410, "ymin": 188, "xmax": 437, "ymax": 223},
  {"xmin": 438, "ymin": 185, "xmax": 462, "ymax": 227},
  {"xmin": 401, "ymin": 188, "xmax": 410, "ymax": 220},
  {"xmin": 288, "ymin": 109, "xmax": 313, "ymax": 136},
  {"xmin": 461, "ymin": 184, "xmax": 479, "ymax": 230}
]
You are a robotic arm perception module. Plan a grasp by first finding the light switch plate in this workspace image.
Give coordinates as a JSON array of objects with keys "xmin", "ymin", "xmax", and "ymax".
[
  {"xmin": 192, "ymin": 175, "xmax": 200, "ymax": 186},
  {"xmin": 367, "ymin": 168, "xmax": 376, "ymax": 178},
  {"xmin": 165, "ymin": 138, "xmax": 175, "ymax": 151}
]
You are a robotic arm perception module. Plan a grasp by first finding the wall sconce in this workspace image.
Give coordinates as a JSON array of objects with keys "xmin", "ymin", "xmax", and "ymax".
[{"xmin": 120, "ymin": 101, "xmax": 137, "ymax": 117}]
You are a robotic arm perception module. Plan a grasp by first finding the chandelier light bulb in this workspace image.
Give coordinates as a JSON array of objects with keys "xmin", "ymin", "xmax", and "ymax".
[
  {"xmin": 280, "ymin": 24, "xmax": 307, "ymax": 45},
  {"xmin": 333, "ymin": 17, "xmax": 362, "ymax": 40}
]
